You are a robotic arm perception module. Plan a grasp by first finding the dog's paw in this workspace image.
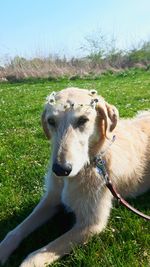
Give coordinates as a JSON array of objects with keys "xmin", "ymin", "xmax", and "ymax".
[{"xmin": 20, "ymin": 250, "xmax": 57, "ymax": 267}]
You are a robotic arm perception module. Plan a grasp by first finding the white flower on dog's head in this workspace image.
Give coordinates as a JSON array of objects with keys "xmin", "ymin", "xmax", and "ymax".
[
  {"xmin": 89, "ymin": 89, "xmax": 98, "ymax": 96},
  {"xmin": 46, "ymin": 91, "xmax": 56, "ymax": 105},
  {"xmin": 46, "ymin": 89, "xmax": 100, "ymax": 110},
  {"xmin": 90, "ymin": 98, "xmax": 99, "ymax": 109},
  {"xmin": 63, "ymin": 103, "xmax": 70, "ymax": 110}
]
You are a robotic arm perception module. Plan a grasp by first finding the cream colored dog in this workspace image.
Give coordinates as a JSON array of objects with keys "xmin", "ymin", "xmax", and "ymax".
[{"xmin": 0, "ymin": 88, "xmax": 150, "ymax": 267}]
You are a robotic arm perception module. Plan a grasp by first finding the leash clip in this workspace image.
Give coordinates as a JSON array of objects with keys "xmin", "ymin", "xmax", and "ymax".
[{"xmin": 95, "ymin": 156, "xmax": 109, "ymax": 184}]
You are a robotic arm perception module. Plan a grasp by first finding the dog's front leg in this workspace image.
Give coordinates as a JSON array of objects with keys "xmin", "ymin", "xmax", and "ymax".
[
  {"xmin": 0, "ymin": 194, "xmax": 58, "ymax": 265},
  {"xmin": 20, "ymin": 186, "xmax": 113, "ymax": 267},
  {"xmin": 20, "ymin": 223, "xmax": 98, "ymax": 267},
  {"xmin": 0, "ymin": 175, "xmax": 62, "ymax": 265}
]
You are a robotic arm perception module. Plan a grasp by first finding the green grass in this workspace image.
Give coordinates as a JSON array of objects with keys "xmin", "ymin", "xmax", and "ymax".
[{"xmin": 0, "ymin": 68, "xmax": 150, "ymax": 267}]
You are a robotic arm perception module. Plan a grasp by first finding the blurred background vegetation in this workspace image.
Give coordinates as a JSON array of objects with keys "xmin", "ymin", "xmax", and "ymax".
[{"xmin": 0, "ymin": 31, "xmax": 150, "ymax": 82}]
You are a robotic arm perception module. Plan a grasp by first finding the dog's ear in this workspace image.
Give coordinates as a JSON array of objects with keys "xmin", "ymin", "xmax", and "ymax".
[
  {"xmin": 105, "ymin": 102, "xmax": 119, "ymax": 132},
  {"xmin": 41, "ymin": 108, "xmax": 51, "ymax": 139},
  {"xmin": 96, "ymin": 101, "xmax": 119, "ymax": 136},
  {"xmin": 96, "ymin": 103, "xmax": 108, "ymax": 137}
]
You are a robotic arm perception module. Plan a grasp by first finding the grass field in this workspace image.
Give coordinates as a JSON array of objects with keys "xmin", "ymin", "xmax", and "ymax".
[{"xmin": 0, "ymin": 68, "xmax": 150, "ymax": 267}]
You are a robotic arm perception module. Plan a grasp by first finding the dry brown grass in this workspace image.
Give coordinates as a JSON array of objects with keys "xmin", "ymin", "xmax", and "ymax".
[{"xmin": 0, "ymin": 42, "xmax": 150, "ymax": 81}]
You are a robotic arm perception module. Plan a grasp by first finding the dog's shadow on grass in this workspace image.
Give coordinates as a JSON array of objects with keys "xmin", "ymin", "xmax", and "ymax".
[
  {"xmin": 0, "ymin": 205, "xmax": 75, "ymax": 267},
  {"xmin": 0, "ymin": 192, "xmax": 149, "ymax": 267},
  {"xmin": 128, "ymin": 191, "xmax": 150, "ymax": 210},
  {"xmin": 114, "ymin": 190, "xmax": 150, "ymax": 212}
]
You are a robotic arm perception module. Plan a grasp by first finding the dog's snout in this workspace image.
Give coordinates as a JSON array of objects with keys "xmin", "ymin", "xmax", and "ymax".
[{"xmin": 52, "ymin": 162, "xmax": 72, "ymax": 176}]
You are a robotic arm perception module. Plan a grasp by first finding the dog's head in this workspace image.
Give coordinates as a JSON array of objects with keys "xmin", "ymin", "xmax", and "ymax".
[{"xmin": 42, "ymin": 88, "xmax": 119, "ymax": 177}]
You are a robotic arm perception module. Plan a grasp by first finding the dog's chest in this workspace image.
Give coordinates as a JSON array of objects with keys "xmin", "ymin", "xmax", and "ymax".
[{"xmin": 61, "ymin": 168, "xmax": 104, "ymax": 215}]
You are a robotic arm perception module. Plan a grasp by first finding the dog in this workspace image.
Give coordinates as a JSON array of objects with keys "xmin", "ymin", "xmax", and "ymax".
[{"xmin": 0, "ymin": 87, "xmax": 150, "ymax": 267}]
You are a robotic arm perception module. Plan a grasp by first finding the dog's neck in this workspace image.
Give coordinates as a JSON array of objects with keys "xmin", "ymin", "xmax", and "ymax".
[{"xmin": 89, "ymin": 134, "xmax": 116, "ymax": 163}]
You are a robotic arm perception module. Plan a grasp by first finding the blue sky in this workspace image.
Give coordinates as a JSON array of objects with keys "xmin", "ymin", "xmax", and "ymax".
[{"xmin": 0, "ymin": 0, "xmax": 150, "ymax": 63}]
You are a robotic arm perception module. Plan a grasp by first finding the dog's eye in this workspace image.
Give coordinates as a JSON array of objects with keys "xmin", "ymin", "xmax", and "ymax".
[
  {"xmin": 75, "ymin": 116, "xmax": 89, "ymax": 128},
  {"xmin": 47, "ymin": 117, "xmax": 56, "ymax": 127}
]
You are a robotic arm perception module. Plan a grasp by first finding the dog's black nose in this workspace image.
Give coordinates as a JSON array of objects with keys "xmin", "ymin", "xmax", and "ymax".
[{"xmin": 52, "ymin": 162, "xmax": 72, "ymax": 176}]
